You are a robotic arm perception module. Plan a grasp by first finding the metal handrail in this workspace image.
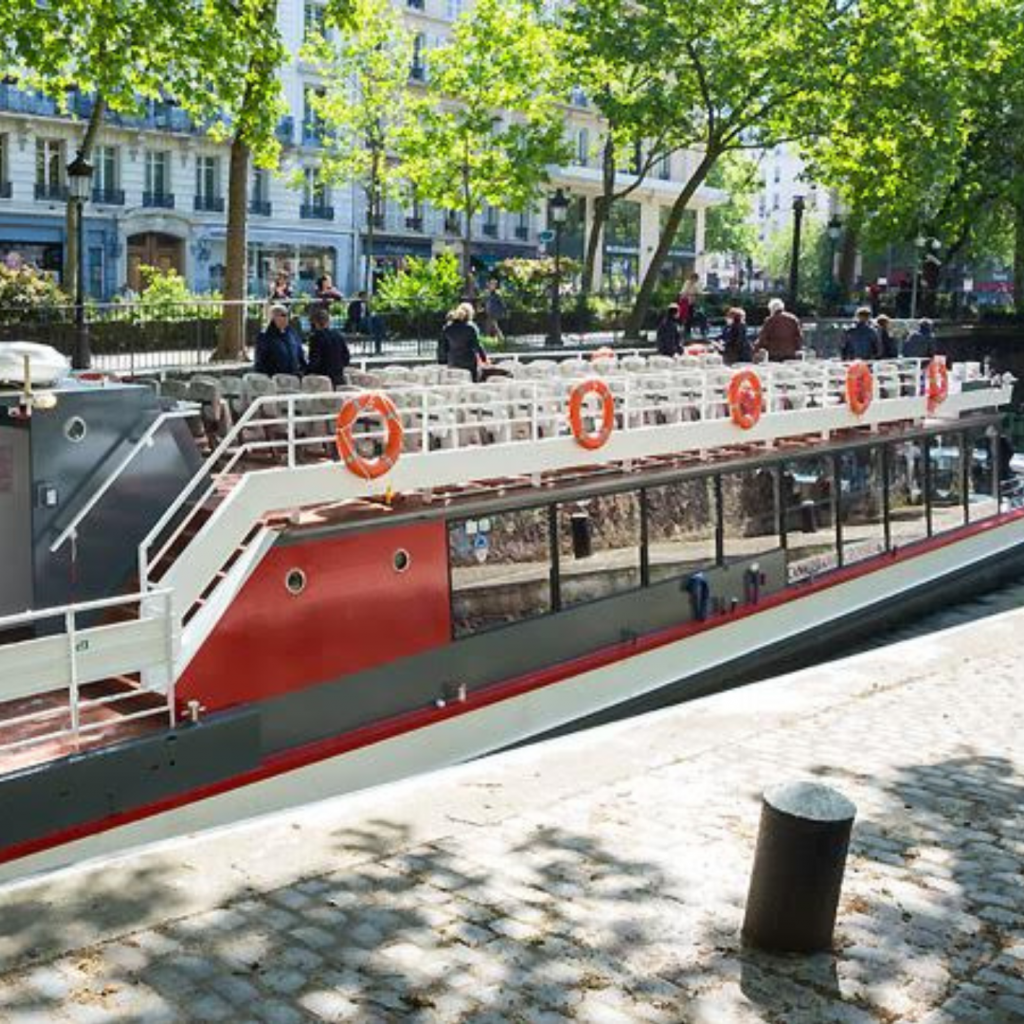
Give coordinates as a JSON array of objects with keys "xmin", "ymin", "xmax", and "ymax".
[{"xmin": 49, "ymin": 408, "xmax": 197, "ymax": 554}]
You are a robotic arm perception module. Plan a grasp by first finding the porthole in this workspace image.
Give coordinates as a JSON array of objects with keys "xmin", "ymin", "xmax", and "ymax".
[
  {"xmin": 64, "ymin": 416, "xmax": 87, "ymax": 443},
  {"xmin": 285, "ymin": 568, "xmax": 307, "ymax": 595},
  {"xmin": 393, "ymin": 549, "xmax": 411, "ymax": 573}
]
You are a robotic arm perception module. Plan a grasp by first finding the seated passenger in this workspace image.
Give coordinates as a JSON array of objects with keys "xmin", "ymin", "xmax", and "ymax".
[
  {"xmin": 307, "ymin": 306, "xmax": 351, "ymax": 386},
  {"xmin": 722, "ymin": 307, "xmax": 753, "ymax": 365},
  {"xmin": 254, "ymin": 304, "xmax": 307, "ymax": 377}
]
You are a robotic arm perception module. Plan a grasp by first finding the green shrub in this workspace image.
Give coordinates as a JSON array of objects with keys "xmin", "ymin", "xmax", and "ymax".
[
  {"xmin": 0, "ymin": 261, "xmax": 68, "ymax": 324},
  {"xmin": 375, "ymin": 253, "xmax": 463, "ymax": 317},
  {"xmin": 113, "ymin": 266, "xmax": 222, "ymax": 322},
  {"xmin": 495, "ymin": 256, "xmax": 582, "ymax": 313}
]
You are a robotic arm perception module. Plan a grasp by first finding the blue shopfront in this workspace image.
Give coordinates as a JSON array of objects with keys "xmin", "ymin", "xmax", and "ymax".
[{"xmin": 0, "ymin": 212, "xmax": 121, "ymax": 299}]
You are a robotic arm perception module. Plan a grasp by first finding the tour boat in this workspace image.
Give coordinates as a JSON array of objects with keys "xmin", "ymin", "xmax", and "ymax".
[{"xmin": 0, "ymin": 345, "xmax": 1020, "ymax": 883}]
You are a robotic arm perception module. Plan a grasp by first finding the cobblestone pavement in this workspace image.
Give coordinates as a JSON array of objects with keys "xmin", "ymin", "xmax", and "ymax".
[{"xmin": 0, "ymin": 604, "xmax": 1022, "ymax": 1023}]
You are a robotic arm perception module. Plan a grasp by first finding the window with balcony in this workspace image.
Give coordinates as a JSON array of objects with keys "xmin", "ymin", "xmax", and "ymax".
[
  {"xmin": 410, "ymin": 34, "xmax": 426, "ymax": 81},
  {"xmin": 35, "ymin": 139, "xmax": 66, "ymax": 201},
  {"xmin": 91, "ymin": 145, "xmax": 123, "ymax": 204},
  {"xmin": 407, "ymin": 0, "xmax": 424, "ymax": 8},
  {"xmin": 658, "ymin": 152, "xmax": 671, "ymax": 181},
  {"xmin": 514, "ymin": 211, "xmax": 530, "ymax": 241},
  {"xmin": 405, "ymin": 195, "xmax": 423, "ymax": 231},
  {"xmin": 304, "ymin": 1, "xmax": 327, "ymax": 41},
  {"xmin": 446, "ymin": 0, "xmax": 464, "ymax": 18},
  {"xmin": 195, "ymin": 155, "xmax": 224, "ymax": 212},
  {"xmin": 301, "ymin": 167, "xmax": 333, "ymax": 219},
  {"xmin": 482, "ymin": 205, "xmax": 499, "ymax": 237},
  {"xmin": 0, "ymin": 134, "xmax": 10, "ymax": 198},
  {"xmin": 144, "ymin": 150, "xmax": 173, "ymax": 207},
  {"xmin": 250, "ymin": 168, "xmax": 272, "ymax": 216},
  {"xmin": 444, "ymin": 209, "xmax": 460, "ymax": 234}
]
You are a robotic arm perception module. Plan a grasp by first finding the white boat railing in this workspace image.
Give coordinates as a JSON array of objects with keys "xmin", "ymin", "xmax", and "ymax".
[
  {"xmin": 0, "ymin": 588, "xmax": 177, "ymax": 761},
  {"xmin": 136, "ymin": 355, "xmax": 1005, "ymax": 599}
]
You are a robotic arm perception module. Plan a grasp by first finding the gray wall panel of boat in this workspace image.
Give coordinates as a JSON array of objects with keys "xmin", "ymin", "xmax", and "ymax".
[
  {"xmin": 0, "ymin": 383, "xmax": 203, "ymax": 620},
  {"xmin": 742, "ymin": 781, "xmax": 856, "ymax": 953},
  {"xmin": 257, "ymin": 550, "xmax": 789, "ymax": 756},
  {"xmin": 0, "ymin": 707, "xmax": 260, "ymax": 849}
]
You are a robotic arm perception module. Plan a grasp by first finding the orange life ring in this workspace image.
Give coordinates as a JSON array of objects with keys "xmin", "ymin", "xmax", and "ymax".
[
  {"xmin": 568, "ymin": 378, "xmax": 615, "ymax": 450},
  {"xmin": 590, "ymin": 346, "xmax": 616, "ymax": 362},
  {"xmin": 845, "ymin": 361, "xmax": 874, "ymax": 416},
  {"xmin": 926, "ymin": 358, "xmax": 949, "ymax": 412},
  {"xmin": 728, "ymin": 370, "xmax": 763, "ymax": 430},
  {"xmin": 335, "ymin": 391, "xmax": 403, "ymax": 479}
]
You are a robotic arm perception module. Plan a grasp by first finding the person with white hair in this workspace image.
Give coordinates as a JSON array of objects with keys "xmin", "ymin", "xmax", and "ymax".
[
  {"xmin": 755, "ymin": 297, "xmax": 804, "ymax": 361},
  {"xmin": 438, "ymin": 301, "xmax": 489, "ymax": 381}
]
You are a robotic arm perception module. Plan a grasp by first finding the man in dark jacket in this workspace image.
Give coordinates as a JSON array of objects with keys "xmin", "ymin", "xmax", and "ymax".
[
  {"xmin": 842, "ymin": 307, "xmax": 881, "ymax": 360},
  {"xmin": 345, "ymin": 290, "xmax": 387, "ymax": 354},
  {"xmin": 255, "ymin": 305, "xmax": 307, "ymax": 376},
  {"xmin": 655, "ymin": 306, "xmax": 682, "ymax": 357},
  {"xmin": 903, "ymin": 318, "xmax": 936, "ymax": 359},
  {"xmin": 307, "ymin": 306, "xmax": 351, "ymax": 386},
  {"xmin": 438, "ymin": 302, "xmax": 488, "ymax": 381},
  {"xmin": 755, "ymin": 298, "xmax": 803, "ymax": 361}
]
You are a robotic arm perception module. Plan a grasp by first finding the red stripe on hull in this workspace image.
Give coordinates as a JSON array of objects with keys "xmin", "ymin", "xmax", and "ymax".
[{"xmin": 3, "ymin": 509, "xmax": 1022, "ymax": 869}]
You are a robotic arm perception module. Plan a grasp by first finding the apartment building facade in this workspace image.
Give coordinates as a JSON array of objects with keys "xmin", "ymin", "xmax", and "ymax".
[{"xmin": 0, "ymin": 0, "xmax": 723, "ymax": 302}]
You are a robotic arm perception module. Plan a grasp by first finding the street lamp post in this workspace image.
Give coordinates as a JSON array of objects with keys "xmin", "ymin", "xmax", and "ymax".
[
  {"xmin": 910, "ymin": 235, "xmax": 940, "ymax": 320},
  {"xmin": 546, "ymin": 187, "xmax": 569, "ymax": 347},
  {"xmin": 826, "ymin": 214, "xmax": 842, "ymax": 309},
  {"xmin": 67, "ymin": 152, "xmax": 94, "ymax": 370},
  {"xmin": 788, "ymin": 195, "xmax": 806, "ymax": 310}
]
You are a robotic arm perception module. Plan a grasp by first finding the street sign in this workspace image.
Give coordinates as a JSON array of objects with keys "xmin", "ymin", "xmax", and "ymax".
[{"xmin": 538, "ymin": 229, "xmax": 555, "ymax": 244}]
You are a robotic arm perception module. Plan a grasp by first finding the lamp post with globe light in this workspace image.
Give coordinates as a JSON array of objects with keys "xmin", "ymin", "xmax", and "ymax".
[
  {"xmin": 826, "ymin": 215, "xmax": 842, "ymax": 309},
  {"xmin": 911, "ymin": 235, "xmax": 941, "ymax": 320},
  {"xmin": 67, "ymin": 152, "xmax": 94, "ymax": 370},
  {"xmin": 788, "ymin": 195, "xmax": 805, "ymax": 309}
]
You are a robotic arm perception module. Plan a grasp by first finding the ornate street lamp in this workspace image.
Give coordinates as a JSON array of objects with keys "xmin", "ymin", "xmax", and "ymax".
[
  {"xmin": 826, "ymin": 214, "xmax": 843, "ymax": 308},
  {"xmin": 788, "ymin": 195, "xmax": 806, "ymax": 310},
  {"xmin": 67, "ymin": 152, "xmax": 94, "ymax": 370},
  {"xmin": 546, "ymin": 188, "xmax": 570, "ymax": 347}
]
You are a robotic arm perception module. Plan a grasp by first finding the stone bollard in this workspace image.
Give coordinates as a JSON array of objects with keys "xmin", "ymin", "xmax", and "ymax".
[{"xmin": 742, "ymin": 780, "xmax": 856, "ymax": 953}]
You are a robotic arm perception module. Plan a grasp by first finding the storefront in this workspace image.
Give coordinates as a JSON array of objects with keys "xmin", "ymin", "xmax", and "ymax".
[{"xmin": 362, "ymin": 236, "xmax": 434, "ymax": 290}]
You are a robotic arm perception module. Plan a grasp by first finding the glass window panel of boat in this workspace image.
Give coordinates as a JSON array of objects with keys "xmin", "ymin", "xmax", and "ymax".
[
  {"xmin": 782, "ymin": 456, "xmax": 837, "ymax": 582},
  {"xmin": 646, "ymin": 477, "xmax": 716, "ymax": 584},
  {"xmin": 839, "ymin": 447, "xmax": 886, "ymax": 566},
  {"xmin": 721, "ymin": 468, "xmax": 780, "ymax": 563},
  {"xmin": 557, "ymin": 492, "xmax": 641, "ymax": 608},
  {"xmin": 928, "ymin": 433, "xmax": 966, "ymax": 534},
  {"xmin": 888, "ymin": 439, "xmax": 928, "ymax": 547},
  {"xmin": 448, "ymin": 507, "xmax": 551, "ymax": 637},
  {"xmin": 966, "ymin": 427, "xmax": 999, "ymax": 522}
]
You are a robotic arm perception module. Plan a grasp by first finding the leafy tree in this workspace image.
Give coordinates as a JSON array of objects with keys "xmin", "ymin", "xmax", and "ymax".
[
  {"xmin": 304, "ymin": 0, "xmax": 415, "ymax": 294},
  {"xmin": 563, "ymin": 0, "xmax": 852, "ymax": 336},
  {"xmin": 374, "ymin": 253, "xmax": 463, "ymax": 315},
  {"xmin": 704, "ymin": 153, "xmax": 760, "ymax": 261},
  {"xmin": 398, "ymin": 0, "xmax": 569, "ymax": 292},
  {"xmin": 0, "ymin": 261, "xmax": 67, "ymax": 324}
]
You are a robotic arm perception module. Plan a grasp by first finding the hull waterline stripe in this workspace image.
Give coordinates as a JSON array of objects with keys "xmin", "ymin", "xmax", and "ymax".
[{"xmin": 3, "ymin": 507, "xmax": 1024, "ymax": 868}]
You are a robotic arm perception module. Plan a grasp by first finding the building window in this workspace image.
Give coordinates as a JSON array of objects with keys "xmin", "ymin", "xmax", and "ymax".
[
  {"xmin": 91, "ymin": 145, "xmax": 122, "ymax": 204},
  {"xmin": 250, "ymin": 167, "xmax": 272, "ymax": 215},
  {"xmin": 446, "ymin": 0, "xmax": 464, "ymax": 17},
  {"xmin": 482, "ymin": 204, "xmax": 499, "ymax": 237},
  {"xmin": 303, "ymin": 86, "xmax": 326, "ymax": 143},
  {"xmin": 576, "ymin": 128, "xmax": 589, "ymax": 168},
  {"xmin": 35, "ymin": 138, "xmax": 66, "ymax": 200},
  {"xmin": 303, "ymin": 1, "xmax": 327, "ymax": 41},
  {"xmin": 557, "ymin": 493, "xmax": 641, "ymax": 608},
  {"xmin": 515, "ymin": 211, "xmax": 530, "ymax": 241},
  {"xmin": 449, "ymin": 508, "xmax": 552, "ymax": 637},
  {"xmin": 410, "ymin": 34, "xmax": 426, "ymax": 81},
  {"xmin": 407, "ymin": 0, "xmax": 424, "ymax": 8},
  {"xmin": 658, "ymin": 152, "xmax": 671, "ymax": 181},
  {"xmin": 1, "ymin": 134, "xmax": 12, "ymax": 195},
  {"xmin": 405, "ymin": 195, "xmax": 423, "ymax": 231},
  {"xmin": 144, "ymin": 150, "xmax": 170, "ymax": 198},
  {"xmin": 301, "ymin": 167, "xmax": 333, "ymax": 218},
  {"xmin": 194, "ymin": 155, "xmax": 222, "ymax": 211}
]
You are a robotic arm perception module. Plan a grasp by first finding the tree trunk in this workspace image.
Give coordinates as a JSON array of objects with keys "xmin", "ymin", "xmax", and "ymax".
[
  {"xmin": 216, "ymin": 135, "xmax": 250, "ymax": 361},
  {"xmin": 64, "ymin": 95, "xmax": 107, "ymax": 300},
  {"xmin": 582, "ymin": 139, "xmax": 616, "ymax": 296},
  {"xmin": 1014, "ymin": 200, "xmax": 1024, "ymax": 314},
  {"xmin": 624, "ymin": 150, "xmax": 717, "ymax": 338}
]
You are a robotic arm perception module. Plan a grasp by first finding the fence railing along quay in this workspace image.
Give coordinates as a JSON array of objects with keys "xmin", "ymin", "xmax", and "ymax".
[{"xmin": 0, "ymin": 298, "xmax": 646, "ymax": 375}]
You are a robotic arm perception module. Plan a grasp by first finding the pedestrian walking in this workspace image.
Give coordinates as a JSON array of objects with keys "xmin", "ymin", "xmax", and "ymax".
[
  {"xmin": 483, "ymin": 279, "xmax": 508, "ymax": 343},
  {"xmin": 678, "ymin": 272, "xmax": 703, "ymax": 340},
  {"xmin": 842, "ymin": 307, "xmax": 881, "ymax": 360},
  {"xmin": 754, "ymin": 298, "xmax": 803, "ymax": 362},
  {"xmin": 655, "ymin": 305, "xmax": 682, "ymax": 357},
  {"xmin": 345, "ymin": 290, "xmax": 387, "ymax": 355},
  {"xmin": 438, "ymin": 302, "xmax": 488, "ymax": 382},
  {"xmin": 313, "ymin": 273, "xmax": 343, "ymax": 310},
  {"xmin": 268, "ymin": 271, "xmax": 293, "ymax": 305},
  {"xmin": 306, "ymin": 306, "xmax": 351, "ymax": 386},
  {"xmin": 721, "ymin": 307, "xmax": 753, "ymax": 365},
  {"xmin": 255, "ymin": 304, "xmax": 307, "ymax": 377}
]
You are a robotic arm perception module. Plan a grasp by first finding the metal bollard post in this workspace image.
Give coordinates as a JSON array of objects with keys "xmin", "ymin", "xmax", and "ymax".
[{"xmin": 742, "ymin": 780, "xmax": 856, "ymax": 953}]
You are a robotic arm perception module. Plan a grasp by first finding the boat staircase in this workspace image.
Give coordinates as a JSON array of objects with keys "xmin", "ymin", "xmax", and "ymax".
[{"xmin": 0, "ymin": 355, "xmax": 1012, "ymax": 775}]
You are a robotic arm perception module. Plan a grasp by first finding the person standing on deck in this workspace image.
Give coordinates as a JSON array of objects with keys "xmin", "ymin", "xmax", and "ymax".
[
  {"xmin": 754, "ymin": 298, "xmax": 803, "ymax": 362},
  {"xmin": 721, "ymin": 307, "xmax": 753, "ymax": 364},
  {"xmin": 307, "ymin": 306, "xmax": 351, "ymax": 386},
  {"xmin": 255, "ymin": 304, "xmax": 307, "ymax": 377},
  {"xmin": 438, "ymin": 302, "xmax": 488, "ymax": 382},
  {"xmin": 655, "ymin": 305, "xmax": 682, "ymax": 357},
  {"xmin": 842, "ymin": 307, "xmax": 881, "ymax": 360}
]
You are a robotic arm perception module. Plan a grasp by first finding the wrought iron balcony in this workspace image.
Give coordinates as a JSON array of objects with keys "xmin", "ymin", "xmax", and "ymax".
[
  {"xmin": 142, "ymin": 191, "xmax": 175, "ymax": 209},
  {"xmin": 301, "ymin": 203, "xmax": 334, "ymax": 220},
  {"xmin": 194, "ymin": 194, "xmax": 226, "ymax": 213},
  {"xmin": 92, "ymin": 187, "xmax": 125, "ymax": 205},
  {"xmin": 276, "ymin": 117, "xmax": 295, "ymax": 145},
  {"xmin": 482, "ymin": 223, "xmax": 499, "ymax": 238},
  {"xmin": 444, "ymin": 217, "xmax": 460, "ymax": 234},
  {"xmin": 34, "ymin": 182, "xmax": 68, "ymax": 202},
  {"xmin": 405, "ymin": 216, "xmax": 423, "ymax": 231},
  {"xmin": 514, "ymin": 225, "xmax": 529, "ymax": 240},
  {"xmin": 409, "ymin": 65, "xmax": 426, "ymax": 83},
  {"xmin": 0, "ymin": 181, "xmax": 12, "ymax": 200},
  {"xmin": 249, "ymin": 199, "xmax": 272, "ymax": 216}
]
